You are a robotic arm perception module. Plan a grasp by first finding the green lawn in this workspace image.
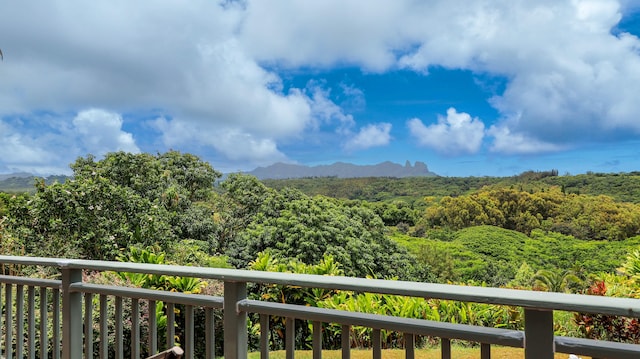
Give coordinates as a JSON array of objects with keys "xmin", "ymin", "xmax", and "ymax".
[{"xmin": 248, "ymin": 348, "xmax": 586, "ymax": 358}]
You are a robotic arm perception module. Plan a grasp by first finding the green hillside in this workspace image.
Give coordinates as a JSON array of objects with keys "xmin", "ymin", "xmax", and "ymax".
[{"xmin": 262, "ymin": 170, "xmax": 640, "ymax": 204}]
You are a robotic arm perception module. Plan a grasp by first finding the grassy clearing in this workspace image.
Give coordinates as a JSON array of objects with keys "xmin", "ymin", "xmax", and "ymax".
[{"xmin": 248, "ymin": 347, "xmax": 588, "ymax": 358}]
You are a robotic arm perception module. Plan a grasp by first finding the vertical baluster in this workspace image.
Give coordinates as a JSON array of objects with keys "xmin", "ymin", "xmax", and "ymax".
[
  {"xmin": 131, "ymin": 298, "xmax": 140, "ymax": 359},
  {"xmin": 147, "ymin": 299, "xmax": 158, "ymax": 356},
  {"xmin": 39, "ymin": 287, "xmax": 47, "ymax": 359},
  {"xmin": 285, "ymin": 317, "xmax": 295, "ymax": 359},
  {"xmin": 481, "ymin": 343, "xmax": 491, "ymax": 359},
  {"xmin": 205, "ymin": 307, "xmax": 215, "ymax": 359},
  {"xmin": 0, "ymin": 283, "xmax": 3, "ymax": 359},
  {"xmin": 53, "ymin": 288, "xmax": 60, "ymax": 359},
  {"xmin": 115, "ymin": 296, "xmax": 123, "ymax": 359},
  {"xmin": 99, "ymin": 295, "xmax": 108, "ymax": 359},
  {"xmin": 341, "ymin": 325, "xmax": 350, "ymax": 359},
  {"xmin": 28, "ymin": 286, "xmax": 36, "ymax": 359},
  {"xmin": 148, "ymin": 299, "xmax": 157, "ymax": 356},
  {"xmin": 372, "ymin": 329, "xmax": 381, "ymax": 359},
  {"xmin": 312, "ymin": 321, "xmax": 322, "ymax": 359},
  {"xmin": 17, "ymin": 284, "xmax": 24, "ymax": 359},
  {"xmin": 404, "ymin": 333, "xmax": 414, "ymax": 359},
  {"xmin": 6, "ymin": 283, "xmax": 13, "ymax": 359},
  {"xmin": 166, "ymin": 303, "xmax": 175, "ymax": 348},
  {"xmin": 441, "ymin": 338, "xmax": 451, "ymax": 359},
  {"xmin": 184, "ymin": 305, "xmax": 194, "ymax": 359},
  {"xmin": 259, "ymin": 314, "xmax": 269, "ymax": 359},
  {"xmin": 84, "ymin": 293, "xmax": 93, "ymax": 359}
]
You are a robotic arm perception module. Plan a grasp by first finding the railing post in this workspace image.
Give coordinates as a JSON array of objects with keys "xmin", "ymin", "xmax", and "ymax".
[
  {"xmin": 61, "ymin": 267, "xmax": 83, "ymax": 359},
  {"xmin": 224, "ymin": 281, "xmax": 247, "ymax": 359},
  {"xmin": 524, "ymin": 309, "xmax": 554, "ymax": 359}
]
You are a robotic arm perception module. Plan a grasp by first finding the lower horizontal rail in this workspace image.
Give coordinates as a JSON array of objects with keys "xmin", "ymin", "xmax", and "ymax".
[
  {"xmin": 555, "ymin": 336, "xmax": 640, "ymax": 359},
  {"xmin": 238, "ymin": 299, "xmax": 524, "ymax": 348}
]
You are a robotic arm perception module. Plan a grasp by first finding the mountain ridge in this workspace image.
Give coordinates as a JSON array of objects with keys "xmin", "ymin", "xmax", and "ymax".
[{"xmin": 246, "ymin": 160, "xmax": 437, "ymax": 179}]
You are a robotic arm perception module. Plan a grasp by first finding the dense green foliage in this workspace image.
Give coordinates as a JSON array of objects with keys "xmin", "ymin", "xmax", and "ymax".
[
  {"xmin": 393, "ymin": 226, "xmax": 640, "ymax": 286},
  {"xmin": 2, "ymin": 151, "xmax": 221, "ymax": 260},
  {"xmin": 3, "ymin": 152, "xmax": 640, "ymax": 346},
  {"xmin": 262, "ymin": 170, "xmax": 640, "ymax": 203},
  {"xmin": 419, "ymin": 188, "xmax": 640, "ymax": 240}
]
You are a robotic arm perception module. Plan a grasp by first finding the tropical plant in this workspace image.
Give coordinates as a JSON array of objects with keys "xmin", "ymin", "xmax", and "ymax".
[
  {"xmin": 532, "ymin": 269, "xmax": 582, "ymax": 293},
  {"xmin": 574, "ymin": 281, "xmax": 640, "ymax": 343},
  {"xmin": 618, "ymin": 249, "xmax": 640, "ymax": 279}
]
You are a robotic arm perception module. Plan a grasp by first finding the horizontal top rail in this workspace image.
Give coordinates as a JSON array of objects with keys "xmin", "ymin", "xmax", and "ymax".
[
  {"xmin": 71, "ymin": 283, "xmax": 224, "ymax": 308},
  {"xmin": 2, "ymin": 255, "xmax": 640, "ymax": 317},
  {"xmin": 0, "ymin": 274, "xmax": 61, "ymax": 288}
]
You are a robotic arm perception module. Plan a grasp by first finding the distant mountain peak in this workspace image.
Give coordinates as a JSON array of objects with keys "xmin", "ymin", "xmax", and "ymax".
[{"xmin": 246, "ymin": 161, "xmax": 436, "ymax": 179}]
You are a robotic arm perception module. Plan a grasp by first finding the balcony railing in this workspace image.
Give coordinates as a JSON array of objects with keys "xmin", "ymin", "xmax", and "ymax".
[{"xmin": 1, "ymin": 255, "xmax": 640, "ymax": 359}]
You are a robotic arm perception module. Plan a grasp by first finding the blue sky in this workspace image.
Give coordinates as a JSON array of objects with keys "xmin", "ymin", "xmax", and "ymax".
[{"xmin": 1, "ymin": 1, "xmax": 640, "ymax": 176}]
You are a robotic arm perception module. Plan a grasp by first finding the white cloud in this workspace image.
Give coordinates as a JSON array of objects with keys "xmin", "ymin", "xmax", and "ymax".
[
  {"xmin": 73, "ymin": 109, "xmax": 139, "ymax": 156},
  {"xmin": 238, "ymin": 1, "xmax": 408, "ymax": 71},
  {"xmin": 344, "ymin": 123, "xmax": 392, "ymax": 151},
  {"xmin": 487, "ymin": 125, "xmax": 566, "ymax": 154},
  {"xmin": 408, "ymin": 108, "xmax": 485, "ymax": 155},
  {"xmin": 2, "ymin": 0, "xmax": 640, "ymax": 172},
  {"xmin": 394, "ymin": 0, "xmax": 640, "ymax": 147},
  {"xmin": 0, "ymin": 119, "xmax": 73, "ymax": 174},
  {"xmin": 151, "ymin": 117, "xmax": 287, "ymax": 166},
  {"xmin": 239, "ymin": 0, "xmax": 640, "ymax": 149},
  {"xmin": 307, "ymin": 85, "xmax": 356, "ymax": 134},
  {"xmin": 0, "ymin": 2, "xmax": 311, "ymax": 135},
  {"xmin": 0, "ymin": 121, "xmax": 57, "ymax": 169}
]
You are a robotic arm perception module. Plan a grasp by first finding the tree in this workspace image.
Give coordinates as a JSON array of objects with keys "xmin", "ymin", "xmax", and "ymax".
[
  {"xmin": 10, "ymin": 151, "xmax": 221, "ymax": 260},
  {"xmin": 211, "ymin": 174, "xmax": 276, "ymax": 253},
  {"xmin": 71, "ymin": 151, "xmax": 221, "ymax": 205},
  {"xmin": 24, "ymin": 175, "xmax": 175, "ymax": 260},
  {"xmin": 227, "ymin": 184, "xmax": 426, "ymax": 280}
]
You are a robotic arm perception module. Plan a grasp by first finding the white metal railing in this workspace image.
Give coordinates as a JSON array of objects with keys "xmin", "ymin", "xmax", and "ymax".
[{"xmin": 0, "ymin": 255, "xmax": 640, "ymax": 359}]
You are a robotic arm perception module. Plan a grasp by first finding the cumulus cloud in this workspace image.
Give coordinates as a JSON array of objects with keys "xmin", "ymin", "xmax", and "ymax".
[
  {"xmin": 307, "ymin": 85, "xmax": 356, "ymax": 134},
  {"xmin": 0, "ymin": 117, "xmax": 75, "ymax": 174},
  {"xmin": 0, "ymin": 120, "xmax": 60, "ymax": 173},
  {"xmin": 487, "ymin": 125, "xmax": 566, "ymax": 154},
  {"xmin": 408, "ymin": 108, "xmax": 485, "ymax": 155},
  {"xmin": 238, "ymin": 1, "xmax": 408, "ymax": 71},
  {"xmin": 240, "ymin": 0, "xmax": 640, "ymax": 150},
  {"xmin": 2, "ymin": 0, "xmax": 640, "ymax": 172},
  {"xmin": 151, "ymin": 117, "xmax": 287, "ymax": 166},
  {"xmin": 0, "ymin": 1, "xmax": 312, "ymax": 166},
  {"xmin": 394, "ymin": 0, "xmax": 640, "ymax": 147},
  {"xmin": 344, "ymin": 123, "xmax": 392, "ymax": 151},
  {"xmin": 73, "ymin": 109, "xmax": 139, "ymax": 156}
]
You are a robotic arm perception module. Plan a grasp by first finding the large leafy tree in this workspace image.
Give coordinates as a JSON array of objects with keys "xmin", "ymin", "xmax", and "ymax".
[
  {"xmin": 226, "ymin": 180, "xmax": 427, "ymax": 279},
  {"xmin": 23, "ymin": 176, "xmax": 174, "ymax": 259},
  {"xmin": 211, "ymin": 173, "xmax": 276, "ymax": 253},
  {"xmin": 71, "ymin": 151, "xmax": 220, "ymax": 205},
  {"xmin": 10, "ymin": 151, "xmax": 221, "ymax": 260}
]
